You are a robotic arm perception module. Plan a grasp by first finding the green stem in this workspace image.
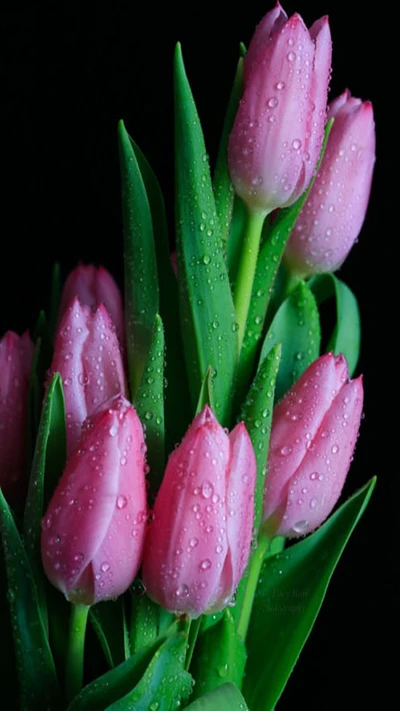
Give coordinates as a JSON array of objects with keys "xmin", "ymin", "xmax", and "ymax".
[
  {"xmin": 233, "ymin": 208, "xmax": 267, "ymax": 352},
  {"xmin": 65, "ymin": 603, "xmax": 90, "ymax": 702},
  {"xmin": 236, "ymin": 534, "xmax": 270, "ymax": 641},
  {"xmin": 185, "ymin": 615, "xmax": 202, "ymax": 671}
]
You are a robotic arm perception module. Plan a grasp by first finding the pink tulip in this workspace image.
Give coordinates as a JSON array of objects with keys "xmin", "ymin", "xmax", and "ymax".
[
  {"xmin": 263, "ymin": 353, "xmax": 363, "ymax": 538},
  {"xmin": 58, "ymin": 264, "xmax": 124, "ymax": 346},
  {"xmin": 0, "ymin": 331, "xmax": 34, "ymax": 504},
  {"xmin": 41, "ymin": 394, "xmax": 148, "ymax": 605},
  {"xmin": 49, "ymin": 297, "xmax": 127, "ymax": 456},
  {"xmin": 142, "ymin": 405, "xmax": 256, "ymax": 618},
  {"xmin": 228, "ymin": 3, "xmax": 331, "ymax": 215},
  {"xmin": 284, "ymin": 90, "xmax": 376, "ymax": 276}
]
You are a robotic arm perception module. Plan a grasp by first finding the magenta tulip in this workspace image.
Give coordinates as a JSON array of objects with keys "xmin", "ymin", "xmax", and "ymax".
[
  {"xmin": 41, "ymin": 394, "xmax": 148, "ymax": 605},
  {"xmin": 0, "ymin": 331, "xmax": 34, "ymax": 504},
  {"xmin": 49, "ymin": 297, "xmax": 127, "ymax": 455},
  {"xmin": 228, "ymin": 2, "xmax": 331, "ymax": 214},
  {"xmin": 142, "ymin": 405, "xmax": 256, "ymax": 618},
  {"xmin": 284, "ymin": 90, "xmax": 376, "ymax": 276},
  {"xmin": 263, "ymin": 353, "xmax": 363, "ymax": 538},
  {"xmin": 58, "ymin": 264, "xmax": 124, "ymax": 346}
]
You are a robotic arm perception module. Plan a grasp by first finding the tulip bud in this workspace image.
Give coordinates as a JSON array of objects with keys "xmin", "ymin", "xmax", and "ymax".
[
  {"xmin": 284, "ymin": 91, "xmax": 375, "ymax": 276},
  {"xmin": 49, "ymin": 297, "xmax": 127, "ymax": 455},
  {"xmin": 41, "ymin": 394, "xmax": 148, "ymax": 605},
  {"xmin": 228, "ymin": 3, "xmax": 332, "ymax": 214},
  {"xmin": 58, "ymin": 264, "xmax": 125, "ymax": 346},
  {"xmin": 142, "ymin": 405, "xmax": 256, "ymax": 618},
  {"xmin": 263, "ymin": 353, "xmax": 363, "ymax": 538},
  {"xmin": 0, "ymin": 331, "xmax": 34, "ymax": 504}
]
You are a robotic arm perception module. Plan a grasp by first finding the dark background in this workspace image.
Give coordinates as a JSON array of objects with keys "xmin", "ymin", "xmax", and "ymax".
[{"xmin": 1, "ymin": 2, "xmax": 391, "ymax": 708}]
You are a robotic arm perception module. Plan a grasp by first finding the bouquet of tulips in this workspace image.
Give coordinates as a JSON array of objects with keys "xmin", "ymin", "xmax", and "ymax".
[{"xmin": 0, "ymin": 4, "xmax": 376, "ymax": 710}]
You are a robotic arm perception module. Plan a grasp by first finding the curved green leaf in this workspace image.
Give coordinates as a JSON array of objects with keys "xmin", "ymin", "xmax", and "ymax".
[
  {"xmin": 243, "ymin": 477, "xmax": 376, "ymax": 711},
  {"xmin": 67, "ymin": 635, "xmax": 167, "ymax": 711},
  {"xmin": 135, "ymin": 314, "xmax": 165, "ymax": 496},
  {"xmin": 174, "ymin": 43, "xmax": 237, "ymax": 426},
  {"xmin": 259, "ymin": 282, "xmax": 321, "ymax": 401},
  {"xmin": 309, "ymin": 273, "xmax": 360, "ymax": 376},
  {"xmin": 118, "ymin": 120, "xmax": 159, "ymax": 400},
  {"xmin": 23, "ymin": 372, "xmax": 66, "ymax": 623},
  {"xmin": 230, "ymin": 346, "xmax": 281, "ymax": 631},
  {"xmin": 104, "ymin": 633, "xmax": 193, "ymax": 711},
  {"xmin": 185, "ymin": 683, "xmax": 249, "ymax": 711},
  {"xmin": 190, "ymin": 610, "xmax": 246, "ymax": 700},
  {"xmin": 0, "ymin": 490, "xmax": 61, "ymax": 711},
  {"xmin": 129, "ymin": 138, "xmax": 191, "ymax": 449}
]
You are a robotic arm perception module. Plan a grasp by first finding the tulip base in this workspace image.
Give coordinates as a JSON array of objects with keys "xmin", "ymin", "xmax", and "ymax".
[{"xmin": 65, "ymin": 603, "xmax": 90, "ymax": 703}]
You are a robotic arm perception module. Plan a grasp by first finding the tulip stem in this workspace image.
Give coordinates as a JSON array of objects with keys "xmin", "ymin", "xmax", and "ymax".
[
  {"xmin": 234, "ymin": 208, "xmax": 267, "ymax": 352},
  {"xmin": 236, "ymin": 533, "xmax": 271, "ymax": 641},
  {"xmin": 65, "ymin": 603, "xmax": 90, "ymax": 702},
  {"xmin": 185, "ymin": 615, "xmax": 202, "ymax": 671}
]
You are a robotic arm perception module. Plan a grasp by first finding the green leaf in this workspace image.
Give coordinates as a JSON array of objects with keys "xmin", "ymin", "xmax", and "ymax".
[
  {"xmin": 129, "ymin": 593, "xmax": 160, "ymax": 656},
  {"xmin": 230, "ymin": 346, "xmax": 281, "ymax": 630},
  {"xmin": 135, "ymin": 314, "xmax": 165, "ymax": 496},
  {"xmin": 309, "ymin": 273, "xmax": 361, "ymax": 376},
  {"xmin": 67, "ymin": 636, "xmax": 168, "ymax": 711},
  {"xmin": 174, "ymin": 43, "xmax": 238, "ymax": 426},
  {"xmin": 185, "ymin": 683, "xmax": 249, "ymax": 711},
  {"xmin": 23, "ymin": 373, "xmax": 66, "ymax": 623},
  {"xmin": 237, "ymin": 120, "xmax": 334, "ymax": 401},
  {"xmin": 129, "ymin": 138, "xmax": 191, "ymax": 449},
  {"xmin": 213, "ymin": 58, "xmax": 243, "ymax": 248},
  {"xmin": 195, "ymin": 366, "xmax": 215, "ymax": 416},
  {"xmin": 243, "ymin": 477, "xmax": 376, "ymax": 711},
  {"xmin": 259, "ymin": 282, "xmax": 321, "ymax": 401},
  {"xmin": 118, "ymin": 119, "xmax": 159, "ymax": 400},
  {"xmin": 90, "ymin": 598, "xmax": 128, "ymax": 668},
  {"xmin": 190, "ymin": 610, "xmax": 246, "ymax": 700},
  {"xmin": 240, "ymin": 345, "xmax": 281, "ymax": 533},
  {"xmin": 104, "ymin": 633, "xmax": 193, "ymax": 711},
  {"xmin": 0, "ymin": 490, "xmax": 61, "ymax": 711}
]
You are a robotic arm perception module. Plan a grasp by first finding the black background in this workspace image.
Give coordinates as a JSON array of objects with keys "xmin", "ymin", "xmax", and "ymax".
[{"xmin": 1, "ymin": 2, "xmax": 391, "ymax": 709}]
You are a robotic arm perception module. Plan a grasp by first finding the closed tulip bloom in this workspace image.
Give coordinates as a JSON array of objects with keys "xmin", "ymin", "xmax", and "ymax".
[
  {"xmin": 49, "ymin": 297, "xmax": 127, "ymax": 455},
  {"xmin": 142, "ymin": 406, "xmax": 256, "ymax": 618},
  {"xmin": 0, "ymin": 331, "xmax": 34, "ymax": 504},
  {"xmin": 284, "ymin": 91, "xmax": 376, "ymax": 276},
  {"xmin": 58, "ymin": 264, "xmax": 124, "ymax": 346},
  {"xmin": 41, "ymin": 394, "xmax": 148, "ymax": 605},
  {"xmin": 263, "ymin": 353, "xmax": 363, "ymax": 538},
  {"xmin": 228, "ymin": 3, "xmax": 331, "ymax": 214}
]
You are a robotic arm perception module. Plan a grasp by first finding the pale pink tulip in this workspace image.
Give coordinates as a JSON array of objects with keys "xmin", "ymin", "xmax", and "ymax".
[
  {"xmin": 229, "ymin": 3, "xmax": 331, "ymax": 214},
  {"xmin": 0, "ymin": 331, "xmax": 34, "ymax": 504},
  {"xmin": 58, "ymin": 264, "xmax": 124, "ymax": 346},
  {"xmin": 142, "ymin": 405, "xmax": 256, "ymax": 618},
  {"xmin": 285, "ymin": 90, "xmax": 375, "ymax": 276},
  {"xmin": 49, "ymin": 297, "xmax": 126, "ymax": 455},
  {"xmin": 263, "ymin": 353, "xmax": 363, "ymax": 537},
  {"xmin": 41, "ymin": 394, "xmax": 147, "ymax": 604}
]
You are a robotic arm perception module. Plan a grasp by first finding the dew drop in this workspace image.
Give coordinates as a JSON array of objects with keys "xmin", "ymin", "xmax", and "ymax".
[
  {"xmin": 292, "ymin": 520, "xmax": 308, "ymax": 533},
  {"xmin": 116, "ymin": 495, "xmax": 128, "ymax": 509},
  {"xmin": 201, "ymin": 480, "xmax": 214, "ymax": 499},
  {"xmin": 176, "ymin": 583, "xmax": 189, "ymax": 598},
  {"xmin": 200, "ymin": 559, "xmax": 212, "ymax": 571},
  {"xmin": 101, "ymin": 561, "xmax": 110, "ymax": 572}
]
